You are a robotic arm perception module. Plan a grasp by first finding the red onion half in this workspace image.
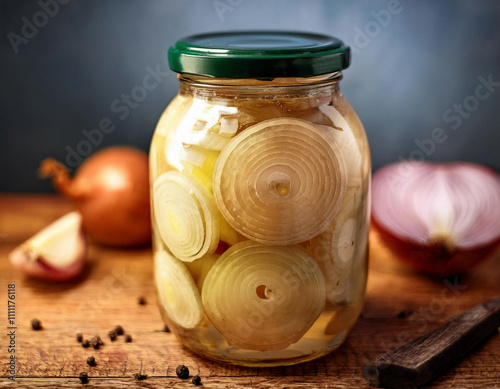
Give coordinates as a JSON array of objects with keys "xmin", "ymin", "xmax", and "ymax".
[{"xmin": 372, "ymin": 161, "xmax": 500, "ymax": 276}]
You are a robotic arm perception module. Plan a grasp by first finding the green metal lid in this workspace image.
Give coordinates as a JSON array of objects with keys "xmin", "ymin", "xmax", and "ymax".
[{"xmin": 168, "ymin": 31, "xmax": 351, "ymax": 78}]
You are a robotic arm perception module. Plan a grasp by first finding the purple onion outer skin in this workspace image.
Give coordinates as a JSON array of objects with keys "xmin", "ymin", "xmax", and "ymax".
[
  {"xmin": 9, "ymin": 223, "xmax": 88, "ymax": 282},
  {"xmin": 372, "ymin": 219, "xmax": 499, "ymax": 276}
]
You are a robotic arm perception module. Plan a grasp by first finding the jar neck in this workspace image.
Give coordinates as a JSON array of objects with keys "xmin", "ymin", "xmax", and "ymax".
[{"xmin": 178, "ymin": 72, "xmax": 342, "ymax": 99}]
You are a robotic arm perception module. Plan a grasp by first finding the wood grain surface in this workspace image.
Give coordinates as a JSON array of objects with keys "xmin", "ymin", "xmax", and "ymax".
[{"xmin": 0, "ymin": 194, "xmax": 499, "ymax": 388}]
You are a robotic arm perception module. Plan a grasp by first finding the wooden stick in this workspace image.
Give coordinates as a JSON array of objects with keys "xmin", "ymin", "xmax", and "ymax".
[{"xmin": 363, "ymin": 298, "xmax": 500, "ymax": 388}]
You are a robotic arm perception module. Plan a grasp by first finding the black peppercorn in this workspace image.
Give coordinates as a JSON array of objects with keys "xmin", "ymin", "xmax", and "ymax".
[
  {"xmin": 124, "ymin": 334, "xmax": 132, "ymax": 343},
  {"xmin": 76, "ymin": 333, "xmax": 83, "ymax": 342},
  {"xmin": 96, "ymin": 335, "xmax": 104, "ymax": 345},
  {"xmin": 176, "ymin": 364, "xmax": 189, "ymax": 379},
  {"xmin": 192, "ymin": 375, "xmax": 201, "ymax": 385},
  {"xmin": 82, "ymin": 339, "xmax": 90, "ymax": 348},
  {"xmin": 134, "ymin": 373, "xmax": 147, "ymax": 380},
  {"xmin": 114, "ymin": 325, "xmax": 124, "ymax": 335},
  {"xmin": 108, "ymin": 329, "xmax": 117, "ymax": 341},
  {"xmin": 79, "ymin": 372, "xmax": 89, "ymax": 384},
  {"xmin": 138, "ymin": 296, "xmax": 147, "ymax": 305},
  {"xmin": 31, "ymin": 319, "xmax": 42, "ymax": 330},
  {"xmin": 86, "ymin": 356, "xmax": 96, "ymax": 367},
  {"xmin": 90, "ymin": 337, "xmax": 100, "ymax": 349}
]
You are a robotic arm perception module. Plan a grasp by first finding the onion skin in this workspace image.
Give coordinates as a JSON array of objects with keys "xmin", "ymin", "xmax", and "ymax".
[
  {"xmin": 372, "ymin": 161, "xmax": 500, "ymax": 276},
  {"xmin": 9, "ymin": 212, "xmax": 88, "ymax": 282},
  {"xmin": 9, "ymin": 236, "xmax": 87, "ymax": 282},
  {"xmin": 373, "ymin": 221, "xmax": 499, "ymax": 276},
  {"xmin": 40, "ymin": 146, "xmax": 151, "ymax": 247}
]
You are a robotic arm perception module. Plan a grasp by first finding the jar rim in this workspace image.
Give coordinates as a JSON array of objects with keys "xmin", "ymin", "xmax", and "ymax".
[
  {"xmin": 178, "ymin": 72, "xmax": 342, "ymax": 90},
  {"xmin": 169, "ymin": 31, "xmax": 351, "ymax": 79}
]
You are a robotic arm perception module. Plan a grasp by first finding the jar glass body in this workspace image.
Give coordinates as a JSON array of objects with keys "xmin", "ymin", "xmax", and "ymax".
[{"xmin": 150, "ymin": 73, "xmax": 370, "ymax": 367}]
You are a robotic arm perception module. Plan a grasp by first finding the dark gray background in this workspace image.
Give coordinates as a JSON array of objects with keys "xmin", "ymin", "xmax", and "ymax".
[{"xmin": 1, "ymin": 0, "xmax": 499, "ymax": 192}]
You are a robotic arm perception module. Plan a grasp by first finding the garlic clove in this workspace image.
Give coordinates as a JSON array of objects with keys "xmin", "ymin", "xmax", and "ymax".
[{"xmin": 9, "ymin": 212, "xmax": 87, "ymax": 281}]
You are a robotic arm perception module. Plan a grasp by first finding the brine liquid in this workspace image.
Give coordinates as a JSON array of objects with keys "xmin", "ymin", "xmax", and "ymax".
[{"xmin": 150, "ymin": 82, "xmax": 370, "ymax": 366}]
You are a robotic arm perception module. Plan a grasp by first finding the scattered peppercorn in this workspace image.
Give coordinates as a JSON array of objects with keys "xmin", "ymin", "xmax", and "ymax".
[
  {"xmin": 124, "ymin": 334, "xmax": 132, "ymax": 343},
  {"xmin": 176, "ymin": 364, "xmax": 189, "ymax": 379},
  {"xmin": 82, "ymin": 339, "xmax": 90, "ymax": 348},
  {"xmin": 138, "ymin": 296, "xmax": 147, "ymax": 305},
  {"xmin": 108, "ymin": 329, "xmax": 117, "ymax": 341},
  {"xmin": 31, "ymin": 319, "xmax": 42, "ymax": 330},
  {"xmin": 397, "ymin": 309, "xmax": 415, "ymax": 319},
  {"xmin": 86, "ymin": 356, "xmax": 96, "ymax": 367},
  {"xmin": 90, "ymin": 337, "xmax": 100, "ymax": 350},
  {"xmin": 79, "ymin": 372, "xmax": 89, "ymax": 384},
  {"xmin": 192, "ymin": 375, "xmax": 201, "ymax": 385},
  {"xmin": 114, "ymin": 325, "xmax": 124, "ymax": 335},
  {"xmin": 163, "ymin": 324, "xmax": 170, "ymax": 333},
  {"xmin": 76, "ymin": 333, "xmax": 83, "ymax": 342},
  {"xmin": 134, "ymin": 373, "xmax": 147, "ymax": 380},
  {"xmin": 96, "ymin": 335, "xmax": 104, "ymax": 345}
]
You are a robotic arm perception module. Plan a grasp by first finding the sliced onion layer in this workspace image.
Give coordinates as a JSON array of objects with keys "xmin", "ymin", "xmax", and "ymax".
[
  {"xmin": 372, "ymin": 161, "xmax": 500, "ymax": 275},
  {"xmin": 318, "ymin": 105, "xmax": 364, "ymax": 185},
  {"xmin": 178, "ymin": 146, "xmax": 220, "ymax": 192},
  {"xmin": 184, "ymin": 253, "xmax": 219, "ymax": 289},
  {"xmin": 332, "ymin": 194, "xmax": 369, "ymax": 267},
  {"xmin": 175, "ymin": 99, "xmax": 239, "ymax": 151},
  {"xmin": 213, "ymin": 118, "xmax": 347, "ymax": 245},
  {"xmin": 155, "ymin": 93, "xmax": 194, "ymax": 137},
  {"xmin": 153, "ymin": 171, "xmax": 220, "ymax": 262},
  {"xmin": 154, "ymin": 250, "xmax": 204, "ymax": 329},
  {"xmin": 202, "ymin": 241, "xmax": 325, "ymax": 351},
  {"xmin": 373, "ymin": 162, "xmax": 500, "ymax": 249},
  {"xmin": 329, "ymin": 194, "xmax": 369, "ymax": 304},
  {"xmin": 304, "ymin": 192, "xmax": 369, "ymax": 304},
  {"xmin": 219, "ymin": 217, "xmax": 245, "ymax": 246}
]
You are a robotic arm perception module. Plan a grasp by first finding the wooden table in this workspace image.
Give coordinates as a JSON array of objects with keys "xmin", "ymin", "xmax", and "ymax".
[{"xmin": 1, "ymin": 194, "xmax": 499, "ymax": 388}]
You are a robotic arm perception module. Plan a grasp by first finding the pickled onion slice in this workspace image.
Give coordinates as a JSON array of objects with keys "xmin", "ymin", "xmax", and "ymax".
[
  {"xmin": 304, "ymin": 193, "xmax": 369, "ymax": 304},
  {"xmin": 329, "ymin": 194, "xmax": 369, "ymax": 303},
  {"xmin": 153, "ymin": 171, "xmax": 220, "ymax": 262},
  {"xmin": 179, "ymin": 146, "xmax": 219, "ymax": 191},
  {"xmin": 184, "ymin": 253, "xmax": 219, "ymax": 289},
  {"xmin": 155, "ymin": 93, "xmax": 194, "ymax": 137},
  {"xmin": 154, "ymin": 250, "xmax": 203, "ymax": 329},
  {"xmin": 332, "ymin": 194, "xmax": 369, "ymax": 267},
  {"xmin": 318, "ymin": 105, "xmax": 363, "ymax": 184},
  {"xmin": 202, "ymin": 241, "xmax": 325, "ymax": 351},
  {"xmin": 213, "ymin": 118, "xmax": 347, "ymax": 245},
  {"xmin": 176, "ymin": 99, "xmax": 238, "ymax": 151}
]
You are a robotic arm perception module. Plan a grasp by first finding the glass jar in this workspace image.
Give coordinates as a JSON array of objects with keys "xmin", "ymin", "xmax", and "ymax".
[{"xmin": 150, "ymin": 32, "xmax": 370, "ymax": 367}]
